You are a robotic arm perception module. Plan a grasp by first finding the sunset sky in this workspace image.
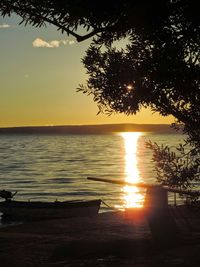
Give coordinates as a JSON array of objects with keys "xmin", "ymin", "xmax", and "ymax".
[{"xmin": 0, "ymin": 15, "xmax": 174, "ymax": 127}]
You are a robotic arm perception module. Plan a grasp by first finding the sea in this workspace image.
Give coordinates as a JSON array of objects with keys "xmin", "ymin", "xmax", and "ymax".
[{"xmin": 0, "ymin": 132, "xmax": 185, "ymax": 219}]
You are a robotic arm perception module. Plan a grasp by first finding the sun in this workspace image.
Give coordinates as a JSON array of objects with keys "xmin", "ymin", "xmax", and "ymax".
[{"xmin": 126, "ymin": 85, "xmax": 133, "ymax": 92}]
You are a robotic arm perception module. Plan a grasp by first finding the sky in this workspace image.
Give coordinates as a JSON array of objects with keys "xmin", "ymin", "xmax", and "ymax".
[{"xmin": 0, "ymin": 15, "xmax": 174, "ymax": 127}]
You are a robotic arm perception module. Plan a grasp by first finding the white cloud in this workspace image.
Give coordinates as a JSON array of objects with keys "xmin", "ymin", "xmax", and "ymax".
[
  {"xmin": 69, "ymin": 40, "xmax": 75, "ymax": 45},
  {"xmin": 0, "ymin": 23, "xmax": 11, "ymax": 29},
  {"xmin": 32, "ymin": 38, "xmax": 75, "ymax": 48}
]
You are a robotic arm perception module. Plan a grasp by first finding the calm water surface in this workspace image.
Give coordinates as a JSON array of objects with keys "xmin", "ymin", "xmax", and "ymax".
[{"xmin": 0, "ymin": 133, "xmax": 184, "ymax": 212}]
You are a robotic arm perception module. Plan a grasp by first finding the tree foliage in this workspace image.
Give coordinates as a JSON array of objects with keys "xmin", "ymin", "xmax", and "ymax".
[
  {"xmin": 76, "ymin": 1, "xmax": 199, "ymax": 126},
  {"xmin": 146, "ymin": 141, "xmax": 200, "ymax": 189},
  {"xmin": 1, "ymin": 0, "xmax": 174, "ymax": 42},
  {"xmin": 0, "ymin": 1, "xmax": 199, "ymax": 44}
]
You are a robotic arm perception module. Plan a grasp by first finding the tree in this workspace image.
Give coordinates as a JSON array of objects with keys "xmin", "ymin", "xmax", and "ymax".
[
  {"xmin": 1, "ymin": 0, "xmax": 169, "ymax": 42},
  {"xmin": 0, "ymin": 1, "xmax": 199, "ymax": 45},
  {"xmin": 1, "ymin": 0, "xmax": 200, "ymax": 191}
]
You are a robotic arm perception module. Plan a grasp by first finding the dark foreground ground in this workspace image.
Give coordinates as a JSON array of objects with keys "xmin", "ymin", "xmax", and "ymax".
[{"xmin": 0, "ymin": 206, "xmax": 200, "ymax": 267}]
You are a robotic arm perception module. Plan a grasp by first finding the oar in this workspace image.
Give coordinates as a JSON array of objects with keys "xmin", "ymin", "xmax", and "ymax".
[
  {"xmin": 87, "ymin": 177, "xmax": 200, "ymax": 196},
  {"xmin": 87, "ymin": 177, "xmax": 158, "ymax": 189}
]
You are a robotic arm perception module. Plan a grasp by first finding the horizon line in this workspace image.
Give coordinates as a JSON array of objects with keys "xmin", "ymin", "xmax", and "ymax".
[{"xmin": 0, "ymin": 122, "xmax": 172, "ymax": 129}]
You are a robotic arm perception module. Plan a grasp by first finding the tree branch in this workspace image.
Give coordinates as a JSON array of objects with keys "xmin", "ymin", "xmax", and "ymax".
[
  {"xmin": 41, "ymin": 15, "xmax": 102, "ymax": 42},
  {"xmin": 4, "ymin": 3, "xmax": 103, "ymax": 42}
]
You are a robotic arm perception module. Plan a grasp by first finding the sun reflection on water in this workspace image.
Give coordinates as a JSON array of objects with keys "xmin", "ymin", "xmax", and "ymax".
[{"xmin": 120, "ymin": 132, "xmax": 144, "ymax": 208}]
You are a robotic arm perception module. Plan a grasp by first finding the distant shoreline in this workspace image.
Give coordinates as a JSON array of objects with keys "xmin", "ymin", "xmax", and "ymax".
[{"xmin": 0, "ymin": 124, "xmax": 178, "ymax": 135}]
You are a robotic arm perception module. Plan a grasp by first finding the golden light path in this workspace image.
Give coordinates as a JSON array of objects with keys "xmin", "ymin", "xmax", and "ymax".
[{"xmin": 120, "ymin": 132, "xmax": 144, "ymax": 208}]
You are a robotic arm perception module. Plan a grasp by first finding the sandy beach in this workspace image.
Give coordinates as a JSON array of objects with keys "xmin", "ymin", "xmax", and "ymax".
[{"xmin": 0, "ymin": 207, "xmax": 200, "ymax": 267}]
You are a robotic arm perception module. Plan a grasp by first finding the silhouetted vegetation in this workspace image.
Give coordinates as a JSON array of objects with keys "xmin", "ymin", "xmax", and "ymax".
[
  {"xmin": 0, "ymin": 1, "xmax": 199, "ymax": 191},
  {"xmin": 146, "ymin": 141, "xmax": 200, "ymax": 190},
  {"xmin": 0, "ymin": 124, "xmax": 175, "ymax": 135}
]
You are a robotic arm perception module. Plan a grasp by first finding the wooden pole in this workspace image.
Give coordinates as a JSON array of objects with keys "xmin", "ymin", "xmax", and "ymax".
[
  {"xmin": 174, "ymin": 192, "xmax": 177, "ymax": 206},
  {"xmin": 87, "ymin": 177, "xmax": 158, "ymax": 189},
  {"xmin": 87, "ymin": 177, "xmax": 200, "ymax": 196}
]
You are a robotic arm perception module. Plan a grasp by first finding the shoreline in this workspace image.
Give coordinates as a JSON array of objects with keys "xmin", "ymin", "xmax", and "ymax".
[
  {"xmin": 0, "ymin": 206, "xmax": 200, "ymax": 266},
  {"xmin": 0, "ymin": 123, "xmax": 176, "ymax": 135}
]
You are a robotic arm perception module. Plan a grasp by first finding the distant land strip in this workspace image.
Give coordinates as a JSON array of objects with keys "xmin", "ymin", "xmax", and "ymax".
[{"xmin": 0, "ymin": 124, "xmax": 178, "ymax": 135}]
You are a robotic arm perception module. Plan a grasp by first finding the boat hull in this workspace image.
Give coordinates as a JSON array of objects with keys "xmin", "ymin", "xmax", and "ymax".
[{"xmin": 0, "ymin": 199, "xmax": 101, "ymax": 220}]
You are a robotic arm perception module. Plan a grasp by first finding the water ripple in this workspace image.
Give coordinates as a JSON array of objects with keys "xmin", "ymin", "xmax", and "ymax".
[{"xmin": 0, "ymin": 133, "xmax": 184, "ymax": 209}]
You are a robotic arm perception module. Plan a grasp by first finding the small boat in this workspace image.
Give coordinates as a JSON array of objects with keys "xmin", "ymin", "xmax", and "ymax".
[{"xmin": 0, "ymin": 190, "xmax": 101, "ymax": 220}]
